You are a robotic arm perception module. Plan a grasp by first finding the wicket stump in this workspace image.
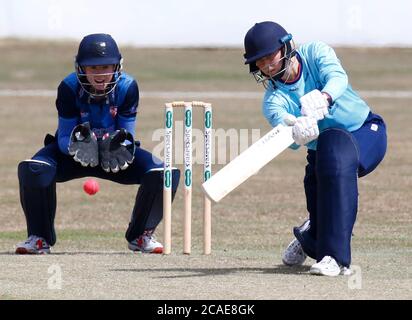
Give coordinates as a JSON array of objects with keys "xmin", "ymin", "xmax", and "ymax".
[{"xmin": 163, "ymin": 101, "xmax": 212, "ymax": 255}]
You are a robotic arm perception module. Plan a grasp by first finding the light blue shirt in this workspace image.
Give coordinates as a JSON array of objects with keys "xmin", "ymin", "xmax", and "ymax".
[{"xmin": 262, "ymin": 41, "xmax": 370, "ymax": 150}]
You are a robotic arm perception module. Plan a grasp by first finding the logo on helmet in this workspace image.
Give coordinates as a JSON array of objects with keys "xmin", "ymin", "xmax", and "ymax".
[{"xmin": 93, "ymin": 41, "xmax": 108, "ymax": 57}]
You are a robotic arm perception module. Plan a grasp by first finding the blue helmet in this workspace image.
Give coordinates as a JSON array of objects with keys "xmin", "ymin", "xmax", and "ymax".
[
  {"xmin": 76, "ymin": 33, "xmax": 122, "ymax": 67},
  {"xmin": 75, "ymin": 33, "xmax": 123, "ymax": 97},
  {"xmin": 244, "ymin": 21, "xmax": 295, "ymax": 84}
]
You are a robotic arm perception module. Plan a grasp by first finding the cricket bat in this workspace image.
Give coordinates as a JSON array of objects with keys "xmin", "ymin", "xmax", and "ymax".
[{"xmin": 201, "ymin": 124, "xmax": 293, "ymax": 203}]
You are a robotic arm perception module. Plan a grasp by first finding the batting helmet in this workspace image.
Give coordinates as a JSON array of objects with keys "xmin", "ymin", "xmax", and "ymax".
[
  {"xmin": 75, "ymin": 33, "xmax": 123, "ymax": 97},
  {"xmin": 243, "ymin": 21, "xmax": 295, "ymax": 77}
]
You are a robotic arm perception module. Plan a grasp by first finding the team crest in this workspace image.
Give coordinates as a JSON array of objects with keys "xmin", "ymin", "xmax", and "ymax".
[{"xmin": 110, "ymin": 106, "xmax": 118, "ymax": 118}]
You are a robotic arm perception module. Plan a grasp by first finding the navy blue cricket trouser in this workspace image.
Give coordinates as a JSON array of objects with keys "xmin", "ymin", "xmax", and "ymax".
[{"xmin": 302, "ymin": 112, "xmax": 387, "ymax": 266}]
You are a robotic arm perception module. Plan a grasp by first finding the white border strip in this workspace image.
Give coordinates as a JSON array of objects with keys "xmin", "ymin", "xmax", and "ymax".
[
  {"xmin": 0, "ymin": 89, "xmax": 56, "ymax": 97},
  {"xmin": 1, "ymin": 89, "xmax": 412, "ymax": 99}
]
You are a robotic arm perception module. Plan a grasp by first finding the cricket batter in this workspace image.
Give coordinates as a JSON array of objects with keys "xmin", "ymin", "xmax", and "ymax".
[
  {"xmin": 243, "ymin": 21, "xmax": 387, "ymax": 276},
  {"xmin": 16, "ymin": 33, "xmax": 180, "ymax": 254}
]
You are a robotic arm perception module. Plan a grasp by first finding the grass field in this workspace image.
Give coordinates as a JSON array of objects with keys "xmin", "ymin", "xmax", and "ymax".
[{"xmin": 0, "ymin": 39, "xmax": 411, "ymax": 300}]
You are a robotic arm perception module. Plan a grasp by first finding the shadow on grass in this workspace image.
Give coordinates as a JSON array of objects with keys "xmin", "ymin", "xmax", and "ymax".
[
  {"xmin": 110, "ymin": 265, "xmax": 311, "ymax": 278},
  {"xmin": 0, "ymin": 251, "xmax": 132, "ymax": 256}
]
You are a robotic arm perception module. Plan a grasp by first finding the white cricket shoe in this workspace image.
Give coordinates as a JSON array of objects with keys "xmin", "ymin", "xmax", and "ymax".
[
  {"xmin": 310, "ymin": 256, "xmax": 352, "ymax": 276},
  {"xmin": 128, "ymin": 231, "xmax": 163, "ymax": 254},
  {"xmin": 15, "ymin": 235, "xmax": 51, "ymax": 254},
  {"xmin": 282, "ymin": 238, "xmax": 307, "ymax": 266}
]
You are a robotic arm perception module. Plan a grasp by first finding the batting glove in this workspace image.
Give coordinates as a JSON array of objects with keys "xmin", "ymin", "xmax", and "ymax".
[
  {"xmin": 300, "ymin": 89, "xmax": 330, "ymax": 121},
  {"xmin": 284, "ymin": 114, "xmax": 319, "ymax": 146}
]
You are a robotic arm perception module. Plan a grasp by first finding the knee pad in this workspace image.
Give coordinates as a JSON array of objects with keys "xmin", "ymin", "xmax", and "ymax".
[
  {"xmin": 18, "ymin": 159, "xmax": 56, "ymax": 188},
  {"xmin": 316, "ymin": 129, "xmax": 359, "ymax": 177},
  {"xmin": 138, "ymin": 168, "xmax": 180, "ymax": 192},
  {"xmin": 18, "ymin": 160, "xmax": 57, "ymax": 245},
  {"xmin": 142, "ymin": 168, "xmax": 164, "ymax": 192}
]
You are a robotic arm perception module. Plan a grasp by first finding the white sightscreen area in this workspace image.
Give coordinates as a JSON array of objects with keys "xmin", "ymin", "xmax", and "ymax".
[{"xmin": 0, "ymin": 0, "xmax": 411, "ymax": 47}]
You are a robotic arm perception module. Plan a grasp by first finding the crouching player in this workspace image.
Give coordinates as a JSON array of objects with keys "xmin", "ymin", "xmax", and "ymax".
[{"xmin": 16, "ymin": 34, "xmax": 180, "ymax": 254}]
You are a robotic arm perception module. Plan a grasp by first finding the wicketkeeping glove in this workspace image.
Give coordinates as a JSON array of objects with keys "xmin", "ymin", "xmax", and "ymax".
[
  {"xmin": 99, "ymin": 129, "xmax": 135, "ymax": 173},
  {"xmin": 68, "ymin": 122, "xmax": 99, "ymax": 167}
]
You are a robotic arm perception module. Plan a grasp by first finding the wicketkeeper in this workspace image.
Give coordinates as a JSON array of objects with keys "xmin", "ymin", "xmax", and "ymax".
[
  {"xmin": 243, "ymin": 21, "xmax": 387, "ymax": 276},
  {"xmin": 16, "ymin": 33, "xmax": 180, "ymax": 254}
]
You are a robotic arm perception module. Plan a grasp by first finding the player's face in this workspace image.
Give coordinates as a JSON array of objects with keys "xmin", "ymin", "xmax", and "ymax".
[
  {"xmin": 255, "ymin": 49, "xmax": 283, "ymax": 77},
  {"xmin": 83, "ymin": 65, "xmax": 115, "ymax": 92}
]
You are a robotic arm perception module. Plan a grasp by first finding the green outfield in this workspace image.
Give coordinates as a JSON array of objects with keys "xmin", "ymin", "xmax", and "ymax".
[{"xmin": 0, "ymin": 39, "xmax": 411, "ymax": 299}]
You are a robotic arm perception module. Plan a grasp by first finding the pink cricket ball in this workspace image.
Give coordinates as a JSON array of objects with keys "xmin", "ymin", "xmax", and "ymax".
[{"xmin": 83, "ymin": 178, "xmax": 100, "ymax": 196}]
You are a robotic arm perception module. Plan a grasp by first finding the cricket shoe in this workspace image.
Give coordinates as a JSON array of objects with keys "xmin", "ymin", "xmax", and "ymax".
[
  {"xmin": 282, "ymin": 238, "xmax": 307, "ymax": 266},
  {"xmin": 128, "ymin": 231, "xmax": 163, "ymax": 254},
  {"xmin": 310, "ymin": 256, "xmax": 352, "ymax": 276},
  {"xmin": 15, "ymin": 235, "xmax": 51, "ymax": 254}
]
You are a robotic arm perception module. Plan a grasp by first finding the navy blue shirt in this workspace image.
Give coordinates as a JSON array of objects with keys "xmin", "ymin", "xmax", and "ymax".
[{"xmin": 56, "ymin": 72, "xmax": 138, "ymax": 155}]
